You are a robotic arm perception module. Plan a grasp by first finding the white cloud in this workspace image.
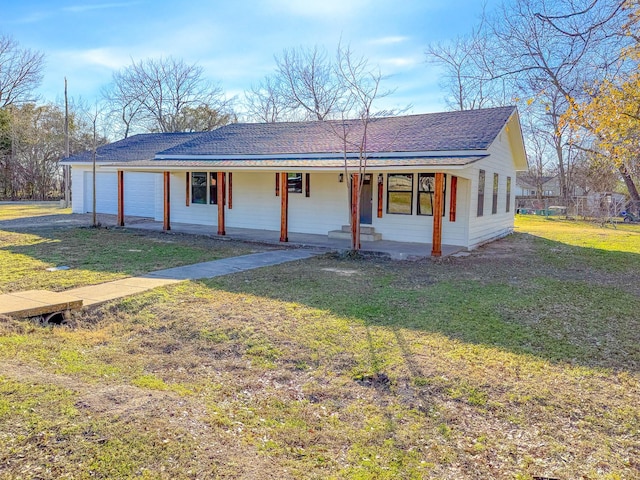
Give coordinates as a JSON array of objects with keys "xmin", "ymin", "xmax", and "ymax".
[
  {"xmin": 380, "ymin": 56, "xmax": 420, "ymax": 68},
  {"xmin": 368, "ymin": 36, "xmax": 409, "ymax": 46},
  {"xmin": 61, "ymin": 48, "xmax": 132, "ymax": 70},
  {"xmin": 62, "ymin": 2, "xmax": 139, "ymax": 14},
  {"xmin": 266, "ymin": 0, "xmax": 369, "ymax": 18}
]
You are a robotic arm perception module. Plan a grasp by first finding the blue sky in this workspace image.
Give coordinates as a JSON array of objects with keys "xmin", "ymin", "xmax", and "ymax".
[{"xmin": 3, "ymin": 0, "xmax": 497, "ymax": 117}]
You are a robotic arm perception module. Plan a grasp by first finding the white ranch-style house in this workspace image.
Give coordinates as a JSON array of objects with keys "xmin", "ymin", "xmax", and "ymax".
[{"xmin": 63, "ymin": 106, "xmax": 528, "ymax": 256}]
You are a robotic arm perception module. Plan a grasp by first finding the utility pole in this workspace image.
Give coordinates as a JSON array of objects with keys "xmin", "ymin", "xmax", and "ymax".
[
  {"xmin": 92, "ymin": 108, "xmax": 97, "ymax": 227},
  {"xmin": 64, "ymin": 78, "xmax": 70, "ymax": 208}
]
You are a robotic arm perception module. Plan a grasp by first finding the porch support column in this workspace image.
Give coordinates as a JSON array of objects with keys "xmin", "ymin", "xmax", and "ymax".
[
  {"xmin": 351, "ymin": 173, "xmax": 360, "ymax": 250},
  {"xmin": 163, "ymin": 171, "xmax": 171, "ymax": 231},
  {"xmin": 117, "ymin": 170, "xmax": 124, "ymax": 226},
  {"xmin": 217, "ymin": 172, "xmax": 225, "ymax": 235},
  {"xmin": 280, "ymin": 171, "xmax": 288, "ymax": 242},
  {"xmin": 431, "ymin": 172, "xmax": 444, "ymax": 257},
  {"xmin": 449, "ymin": 175, "xmax": 458, "ymax": 222}
]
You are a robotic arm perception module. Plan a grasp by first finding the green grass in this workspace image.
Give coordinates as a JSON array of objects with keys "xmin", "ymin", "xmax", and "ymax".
[
  {"xmin": 0, "ymin": 225, "xmax": 264, "ymax": 293},
  {"xmin": 0, "ymin": 202, "xmax": 70, "ymax": 220},
  {"xmin": 0, "ymin": 212, "xmax": 639, "ymax": 479}
]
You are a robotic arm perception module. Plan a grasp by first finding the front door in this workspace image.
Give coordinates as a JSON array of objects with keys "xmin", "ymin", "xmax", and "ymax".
[{"xmin": 360, "ymin": 174, "xmax": 373, "ymax": 224}]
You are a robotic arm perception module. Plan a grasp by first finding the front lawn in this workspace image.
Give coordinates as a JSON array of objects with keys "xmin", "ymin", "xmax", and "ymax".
[
  {"xmin": 0, "ymin": 223, "xmax": 266, "ymax": 294},
  {"xmin": 0, "ymin": 215, "xmax": 638, "ymax": 479}
]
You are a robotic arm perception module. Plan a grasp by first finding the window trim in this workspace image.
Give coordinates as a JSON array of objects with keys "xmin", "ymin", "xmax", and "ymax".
[
  {"xmin": 386, "ymin": 173, "xmax": 414, "ymax": 215},
  {"xmin": 209, "ymin": 172, "xmax": 218, "ymax": 205},
  {"xmin": 190, "ymin": 171, "xmax": 220, "ymax": 205},
  {"xmin": 477, "ymin": 169, "xmax": 485, "ymax": 217},
  {"xmin": 492, "ymin": 173, "xmax": 498, "ymax": 214},
  {"xmin": 287, "ymin": 172, "xmax": 303, "ymax": 194},
  {"xmin": 191, "ymin": 172, "xmax": 207, "ymax": 205},
  {"xmin": 417, "ymin": 173, "xmax": 446, "ymax": 216}
]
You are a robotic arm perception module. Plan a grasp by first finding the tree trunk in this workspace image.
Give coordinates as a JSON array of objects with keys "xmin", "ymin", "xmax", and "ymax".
[{"xmin": 619, "ymin": 164, "xmax": 640, "ymax": 213}]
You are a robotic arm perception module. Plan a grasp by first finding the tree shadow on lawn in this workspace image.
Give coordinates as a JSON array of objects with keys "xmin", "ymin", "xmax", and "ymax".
[
  {"xmin": 0, "ymin": 219, "xmax": 257, "ymax": 292},
  {"xmin": 205, "ymin": 233, "xmax": 640, "ymax": 373}
]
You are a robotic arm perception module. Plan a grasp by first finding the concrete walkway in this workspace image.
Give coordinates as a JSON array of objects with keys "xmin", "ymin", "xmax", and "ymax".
[{"xmin": 0, "ymin": 249, "xmax": 322, "ymax": 314}]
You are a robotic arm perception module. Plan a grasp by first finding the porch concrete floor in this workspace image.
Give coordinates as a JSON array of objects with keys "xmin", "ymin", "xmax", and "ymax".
[{"xmin": 117, "ymin": 216, "xmax": 463, "ymax": 260}]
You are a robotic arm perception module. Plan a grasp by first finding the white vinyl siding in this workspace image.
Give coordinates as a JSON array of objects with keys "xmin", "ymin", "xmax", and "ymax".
[
  {"xmin": 83, "ymin": 171, "xmax": 117, "ymax": 214},
  {"xmin": 71, "ymin": 166, "xmax": 157, "ymax": 217},
  {"xmin": 467, "ymin": 130, "xmax": 518, "ymax": 249}
]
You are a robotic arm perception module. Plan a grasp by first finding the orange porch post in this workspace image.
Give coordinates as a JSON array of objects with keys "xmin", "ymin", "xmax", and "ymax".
[
  {"xmin": 217, "ymin": 172, "xmax": 225, "ymax": 235},
  {"xmin": 163, "ymin": 171, "xmax": 171, "ymax": 231},
  {"xmin": 117, "ymin": 170, "xmax": 124, "ymax": 226},
  {"xmin": 431, "ymin": 172, "xmax": 444, "ymax": 257},
  {"xmin": 280, "ymin": 172, "xmax": 288, "ymax": 242},
  {"xmin": 351, "ymin": 173, "xmax": 360, "ymax": 250},
  {"xmin": 449, "ymin": 175, "xmax": 458, "ymax": 222}
]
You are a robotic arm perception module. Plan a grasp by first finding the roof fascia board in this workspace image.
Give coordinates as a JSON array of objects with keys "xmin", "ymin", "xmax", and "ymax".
[
  {"xmin": 154, "ymin": 149, "xmax": 487, "ymax": 161},
  {"xmin": 505, "ymin": 110, "xmax": 528, "ymax": 171},
  {"xmin": 98, "ymin": 164, "xmax": 474, "ymax": 173}
]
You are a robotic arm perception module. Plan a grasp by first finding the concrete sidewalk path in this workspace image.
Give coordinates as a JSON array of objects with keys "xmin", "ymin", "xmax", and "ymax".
[
  {"xmin": 1, "ymin": 249, "xmax": 323, "ymax": 314},
  {"xmin": 66, "ymin": 248, "xmax": 322, "ymax": 307},
  {"xmin": 143, "ymin": 249, "xmax": 321, "ymax": 280}
]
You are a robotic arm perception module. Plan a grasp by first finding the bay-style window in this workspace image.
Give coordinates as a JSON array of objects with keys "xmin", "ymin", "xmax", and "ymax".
[{"xmin": 387, "ymin": 173, "xmax": 413, "ymax": 214}]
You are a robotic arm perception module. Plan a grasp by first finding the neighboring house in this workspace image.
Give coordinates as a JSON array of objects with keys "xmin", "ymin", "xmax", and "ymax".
[
  {"xmin": 62, "ymin": 106, "xmax": 528, "ymax": 254},
  {"xmin": 516, "ymin": 173, "xmax": 585, "ymax": 198},
  {"xmin": 515, "ymin": 173, "xmax": 558, "ymax": 197}
]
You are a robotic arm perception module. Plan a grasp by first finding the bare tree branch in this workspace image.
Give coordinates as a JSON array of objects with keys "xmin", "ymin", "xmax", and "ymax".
[
  {"xmin": 103, "ymin": 56, "xmax": 234, "ymax": 135},
  {"xmin": 0, "ymin": 34, "xmax": 45, "ymax": 107}
]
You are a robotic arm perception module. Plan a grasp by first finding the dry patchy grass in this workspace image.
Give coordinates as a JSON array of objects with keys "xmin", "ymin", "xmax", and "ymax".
[
  {"xmin": 0, "ymin": 225, "xmax": 267, "ymax": 293},
  {"xmin": 0, "ymin": 215, "xmax": 639, "ymax": 479}
]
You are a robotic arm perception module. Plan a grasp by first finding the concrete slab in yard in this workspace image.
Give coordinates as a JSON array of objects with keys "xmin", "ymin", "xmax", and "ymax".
[
  {"xmin": 67, "ymin": 278, "xmax": 180, "ymax": 306},
  {"xmin": 0, "ymin": 290, "xmax": 83, "ymax": 318}
]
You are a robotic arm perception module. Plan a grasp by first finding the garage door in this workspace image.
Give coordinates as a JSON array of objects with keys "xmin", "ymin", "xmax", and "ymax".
[
  {"xmin": 123, "ymin": 172, "xmax": 158, "ymax": 217},
  {"xmin": 83, "ymin": 171, "xmax": 117, "ymax": 214},
  {"xmin": 83, "ymin": 171, "xmax": 158, "ymax": 217}
]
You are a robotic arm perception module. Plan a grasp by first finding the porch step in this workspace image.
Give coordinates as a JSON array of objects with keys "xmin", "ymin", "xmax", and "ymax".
[
  {"xmin": 328, "ymin": 225, "xmax": 382, "ymax": 242},
  {"xmin": 340, "ymin": 224, "xmax": 377, "ymax": 235}
]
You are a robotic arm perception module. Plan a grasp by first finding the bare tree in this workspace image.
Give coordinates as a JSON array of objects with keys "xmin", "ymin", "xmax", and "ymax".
[
  {"xmin": 329, "ymin": 44, "xmax": 401, "ymax": 251},
  {"xmin": 0, "ymin": 34, "xmax": 45, "ymax": 107},
  {"xmin": 425, "ymin": 16, "xmax": 509, "ymax": 111},
  {"xmin": 489, "ymin": 0, "xmax": 625, "ymax": 204},
  {"xmin": 103, "ymin": 56, "xmax": 234, "ymax": 136},
  {"xmin": 243, "ymin": 74, "xmax": 294, "ymax": 123},
  {"xmin": 246, "ymin": 43, "xmax": 402, "ymax": 250},
  {"xmin": 429, "ymin": 0, "xmax": 627, "ymax": 206},
  {"xmin": 274, "ymin": 46, "xmax": 345, "ymax": 120}
]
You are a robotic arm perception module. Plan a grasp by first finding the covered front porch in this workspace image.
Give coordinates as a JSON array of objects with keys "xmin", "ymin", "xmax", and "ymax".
[
  {"xmin": 113, "ymin": 168, "xmax": 462, "ymax": 258},
  {"xmin": 117, "ymin": 216, "xmax": 464, "ymax": 260}
]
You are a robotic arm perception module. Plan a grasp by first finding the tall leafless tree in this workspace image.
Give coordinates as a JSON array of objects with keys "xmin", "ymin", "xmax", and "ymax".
[
  {"xmin": 489, "ymin": 0, "xmax": 626, "ymax": 204},
  {"xmin": 425, "ymin": 15, "xmax": 510, "ymax": 111},
  {"xmin": 274, "ymin": 46, "xmax": 345, "ymax": 121},
  {"xmin": 103, "ymin": 56, "xmax": 234, "ymax": 136},
  {"xmin": 0, "ymin": 34, "xmax": 45, "ymax": 108},
  {"xmin": 245, "ymin": 42, "xmax": 405, "ymax": 250},
  {"xmin": 428, "ymin": 0, "xmax": 627, "ymax": 205},
  {"xmin": 243, "ymin": 74, "xmax": 294, "ymax": 123}
]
